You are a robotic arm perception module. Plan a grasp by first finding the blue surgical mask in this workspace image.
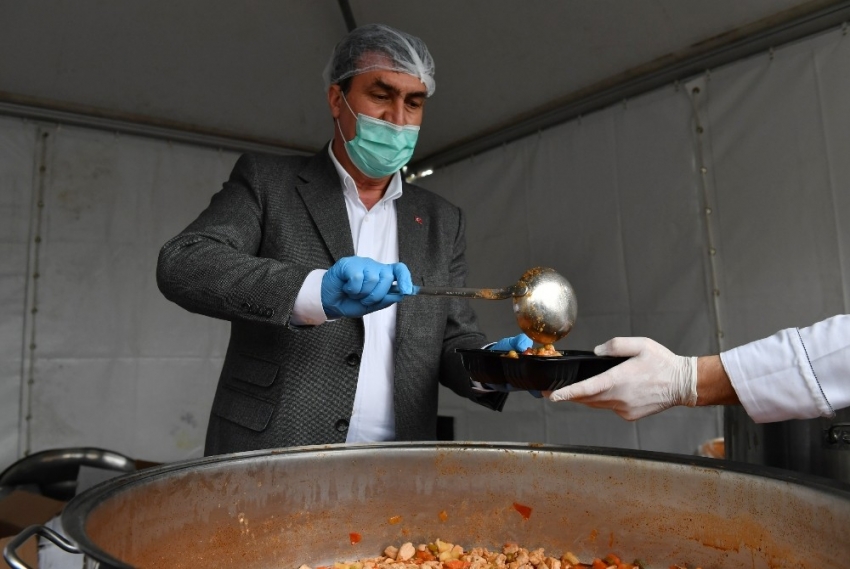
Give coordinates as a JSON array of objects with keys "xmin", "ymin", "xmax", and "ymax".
[{"xmin": 337, "ymin": 93, "xmax": 420, "ymax": 178}]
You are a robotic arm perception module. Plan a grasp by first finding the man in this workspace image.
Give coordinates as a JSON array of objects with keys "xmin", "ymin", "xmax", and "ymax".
[
  {"xmin": 157, "ymin": 23, "xmax": 530, "ymax": 455},
  {"xmin": 547, "ymin": 314, "xmax": 850, "ymax": 423}
]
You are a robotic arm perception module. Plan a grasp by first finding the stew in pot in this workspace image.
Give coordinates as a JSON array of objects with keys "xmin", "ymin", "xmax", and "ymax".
[{"xmin": 300, "ymin": 539, "xmax": 703, "ymax": 569}]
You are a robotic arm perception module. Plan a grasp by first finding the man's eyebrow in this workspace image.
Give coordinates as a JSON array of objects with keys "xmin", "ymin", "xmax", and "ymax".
[{"xmin": 371, "ymin": 78, "xmax": 427, "ymax": 100}]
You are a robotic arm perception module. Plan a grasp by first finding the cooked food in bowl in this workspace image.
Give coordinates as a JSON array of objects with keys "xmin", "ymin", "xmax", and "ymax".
[{"xmin": 503, "ymin": 344, "xmax": 562, "ymax": 358}]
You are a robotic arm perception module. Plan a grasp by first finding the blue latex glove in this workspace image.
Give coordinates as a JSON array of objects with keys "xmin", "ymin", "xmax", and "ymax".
[
  {"xmin": 486, "ymin": 334, "xmax": 542, "ymax": 398},
  {"xmin": 321, "ymin": 256, "xmax": 413, "ymax": 319},
  {"xmin": 489, "ymin": 333, "xmax": 533, "ymax": 353}
]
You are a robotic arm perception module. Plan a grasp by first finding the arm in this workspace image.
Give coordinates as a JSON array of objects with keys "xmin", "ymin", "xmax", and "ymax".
[
  {"xmin": 696, "ymin": 355, "xmax": 740, "ymax": 406},
  {"xmin": 720, "ymin": 314, "xmax": 850, "ymax": 422},
  {"xmin": 156, "ymin": 154, "xmax": 312, "ymax": 326},
  {"xmin": 435, "ymin": 207, "xmax": 508, "ymax": 410},
  {"xmin": 548, "ymin": 315, "xmax": 850, "ymax": 422}
]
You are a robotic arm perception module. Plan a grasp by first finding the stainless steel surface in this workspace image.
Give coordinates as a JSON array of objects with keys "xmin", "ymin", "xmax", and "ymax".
[
  {"xmin": 512, "ymin": 267, "xmax": 577, "ymax": 344},
  {"xmin": 408, "ymin": 283, "xmax": 528, "ymax": 300},
  {"xmin": 725, "ymin": 406, "xmax": 850, "ymax": 484},
  {"xmin": 3, "ymin": 525, "xmax": 81, "ymax": 569},
  {"xmin": 0, "ymin": 447, "xmax": 137, "ymax": 501},
  {"xmin": 408, "ymin": 267, "xmax": 577, "ymax": 344},
  {"xmin": 46, "ymin": 442, "xmax": 850, "ymax": 569}
]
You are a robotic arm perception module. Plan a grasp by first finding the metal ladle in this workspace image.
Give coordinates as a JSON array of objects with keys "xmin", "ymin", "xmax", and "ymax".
[{"xmin": 404, "ymin": 266, "xmax": 578, "ymax": 344}]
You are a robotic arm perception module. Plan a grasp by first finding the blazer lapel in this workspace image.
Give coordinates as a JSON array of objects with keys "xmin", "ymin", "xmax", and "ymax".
[
  {"xmin": 395, "ymin": 186, "xmax": 429, "ymax": 342},
  {"xmin": 295, "ymin": 149, "xmax": 355, "ymax": 262}
]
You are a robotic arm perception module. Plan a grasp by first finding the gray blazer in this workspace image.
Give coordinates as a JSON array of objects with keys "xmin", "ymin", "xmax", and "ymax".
[{"xmin": 156, "ymin": 149, "xmax": 507, "ymax": 455}]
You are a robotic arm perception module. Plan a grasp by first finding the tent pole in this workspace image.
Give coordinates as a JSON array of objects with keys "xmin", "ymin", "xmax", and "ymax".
[{"xmin": 337, "ymin": 0, "xmax": 358, "ymax": 33}]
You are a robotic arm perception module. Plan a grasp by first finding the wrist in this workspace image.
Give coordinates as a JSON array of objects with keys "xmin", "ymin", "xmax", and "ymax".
[{"xmin": 696, "ymin": 355, "xmax": 740, "ymax": 406}]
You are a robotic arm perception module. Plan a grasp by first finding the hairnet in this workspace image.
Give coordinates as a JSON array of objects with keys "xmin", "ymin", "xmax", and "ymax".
[{"xmin": 323, "ymin": 23, "xmax": 435, "ymax": 97}]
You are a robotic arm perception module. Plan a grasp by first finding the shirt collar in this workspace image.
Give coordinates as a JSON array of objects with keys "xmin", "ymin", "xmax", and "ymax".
[{"xmin": 328, "ymin": 143, "xmax": 404, "ymax": 206}]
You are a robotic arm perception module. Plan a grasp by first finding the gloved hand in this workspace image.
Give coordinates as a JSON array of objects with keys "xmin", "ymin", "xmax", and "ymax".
[
  {"xmin": 486, "ymin": 334, "xmax": 541, "ymax": 397},
  {"xmin": 547, "ymin": 337, "xmax": 697, "ymax": 420},
  {"xmin": 321, "ymin": 256, "xmax": 413, "ymax": 319},
  {"xmin": 489, "ymin": 333, "xmax": 533, "ymax": 353}
]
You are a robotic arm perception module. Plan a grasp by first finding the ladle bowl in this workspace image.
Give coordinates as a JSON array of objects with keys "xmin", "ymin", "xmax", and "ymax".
[
  {"xmin": 512, "ymin": 267, "xmax": 577, "ymax": 344},
  {"xmin": 402, "ymin": 266, "xmax": 578, "ymax": 344}
]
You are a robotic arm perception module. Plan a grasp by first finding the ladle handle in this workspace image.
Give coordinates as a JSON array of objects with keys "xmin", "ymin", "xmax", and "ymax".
[{"xmin": 395, "ymin": 284, "xmax": 527, "ymax": 300}]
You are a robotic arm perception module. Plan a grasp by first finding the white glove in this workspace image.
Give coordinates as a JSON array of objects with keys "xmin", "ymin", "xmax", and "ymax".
[{"xmin": 547, "ymin": 337, "xmax": 697, "ymax": 420}]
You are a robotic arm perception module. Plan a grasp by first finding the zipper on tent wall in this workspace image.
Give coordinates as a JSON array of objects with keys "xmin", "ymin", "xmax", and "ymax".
[
  {"xmin": 19, "ymin": 126, "xmax": 53, "ymax": 457},
  {"xmin": 686, "ymin": 76, "xmax": 726, "ymax": 355}
]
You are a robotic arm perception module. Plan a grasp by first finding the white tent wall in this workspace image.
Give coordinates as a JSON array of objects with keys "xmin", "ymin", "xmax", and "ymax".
[
  {"xmin": 0, "ymin": 116, "xmax": 237, "ymax": 469},
  {"xmin": 1, "ymin": 25, "xmax": 848, "ymax": 470},
  {"xmin": 0, "ymin": 117, "xmax": 38, "ymax": 469},
  {"xmin": 699, "ymin": 28, "xmax": 850, "ymax": 349},
  {"xmin": 427, "ymin": 26, "xmax": 850, "ymax": 451}
]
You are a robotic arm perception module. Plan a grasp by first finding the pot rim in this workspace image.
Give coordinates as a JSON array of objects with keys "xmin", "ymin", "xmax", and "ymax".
[{"xmin": 60, "ymin": 441, "xmax": 850, "ymax": 568}]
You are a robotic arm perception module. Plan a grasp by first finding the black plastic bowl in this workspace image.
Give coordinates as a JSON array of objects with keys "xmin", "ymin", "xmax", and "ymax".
[{"xmin": 456, "ymin": 348, "xmax": 628, "ymax": 391}]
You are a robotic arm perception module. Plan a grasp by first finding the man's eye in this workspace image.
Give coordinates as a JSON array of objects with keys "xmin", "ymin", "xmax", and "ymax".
[{"xmin": 407, "ymin": 100, "xmax": 423, "ymax": 109}]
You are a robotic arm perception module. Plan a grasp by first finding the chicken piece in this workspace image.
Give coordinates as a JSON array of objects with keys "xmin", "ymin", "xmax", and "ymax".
[
  {"xmin": 383, "ymin": 546, "xmax": 399, "ymax": 559},
  {"xmin": 528, "ymin": 548, "xmax": 546, "ymax": 566},
  {"xmin": 397, "ymin": 543, "xmax": 416, "ymax": 562}
]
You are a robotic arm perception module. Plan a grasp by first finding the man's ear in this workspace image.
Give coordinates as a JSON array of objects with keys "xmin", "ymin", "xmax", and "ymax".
[{"xmin": 328, "ymin": 85, "xmax": 342, "ymax": 120}]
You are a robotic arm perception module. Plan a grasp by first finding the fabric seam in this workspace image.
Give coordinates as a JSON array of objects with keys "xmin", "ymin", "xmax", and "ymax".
[{"xmin": 796, "ymin": 327, "xmax": 834, "ymax": 416}]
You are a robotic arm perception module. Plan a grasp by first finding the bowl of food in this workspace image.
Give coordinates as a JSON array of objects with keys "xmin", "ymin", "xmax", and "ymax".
[{"xmin": 456, "ymin": 347, "xmax": 627, "ymax": 391}]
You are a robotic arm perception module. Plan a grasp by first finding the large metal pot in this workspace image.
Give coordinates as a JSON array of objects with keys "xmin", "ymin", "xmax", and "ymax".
[
  {"xmin": 6, "ymin": 442, "xmax": 850, "ymax": 568},
  {"xmin": 725, "ymin": 406, "xmax": 850, "ymax": 484}
]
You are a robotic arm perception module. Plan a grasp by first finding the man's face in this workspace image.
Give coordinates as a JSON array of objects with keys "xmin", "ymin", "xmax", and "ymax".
[{"xmin": 328, "ymin": 69, "xmax": 428, "ymax": 144}]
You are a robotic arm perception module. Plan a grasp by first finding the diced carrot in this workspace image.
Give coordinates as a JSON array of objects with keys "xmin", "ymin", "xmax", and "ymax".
[
  {"xmin": 438, "ymin": 510, "xmax": 448, "ymax": 522},
  {"xmin": 349, "ymin": 532, "xmax": 361, "ymax": 545},
  {"xmin": 416, "ymin": 550, "xmax": 436, "ymax": 562},
  {"xmin": 388, "ymin": 515, "xmax": 402, "ymax": 525},
  {"xmin": 603, "ymin": 554, "xmax": 621, "ymax": 565},
  {"xmin": 591, "ymin": 559, "xmax": 608, "ymax": 569},
  {"xmin": 443, "ymin": 560, "xmax": 470, "ymax": 569},
  {"xmin": 512, "ymin": 502, "xmax": 533, "ymax": 519}
]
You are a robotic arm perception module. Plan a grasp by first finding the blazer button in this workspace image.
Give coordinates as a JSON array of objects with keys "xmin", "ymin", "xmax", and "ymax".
[
  {"xmin": 346, "ymin": 353, "xmax": 360, "ymax": 366},
  {"xmin": 264, "ymin": 308, "xmax": 274, "ymax": 317},
  {"xmin": 242, "ymin": 302, "xmax": 252, "ymax": 311},
  {"xmin": 335, "ymin": 419, "xmax": 349, "ymax": 432}
]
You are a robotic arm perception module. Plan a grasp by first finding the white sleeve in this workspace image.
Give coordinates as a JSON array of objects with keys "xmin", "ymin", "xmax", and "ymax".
[
  {"xmin": 720, "ymin": 314, "xmax": 850, "ymax": 423},
  {"xmin": 289, "ymin": 269, "xmax": 329, "ymax": 326}
]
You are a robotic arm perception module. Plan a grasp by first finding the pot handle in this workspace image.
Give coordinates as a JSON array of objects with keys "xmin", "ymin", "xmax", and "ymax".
[{"xmin": 3, "ymin": 524, "xmax": 81, "ymax": 569}]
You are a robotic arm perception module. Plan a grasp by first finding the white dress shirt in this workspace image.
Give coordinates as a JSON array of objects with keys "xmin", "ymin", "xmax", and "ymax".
[
  {"xmin": 720, "ymin": 314, "xmax": 850, "ymax": 423},
  {"xmin": 289, "ymin": 144, "xmax": 402, "ymax": 443}
]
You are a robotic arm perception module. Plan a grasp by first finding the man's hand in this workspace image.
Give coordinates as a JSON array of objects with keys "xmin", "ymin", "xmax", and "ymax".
[
  {"xmin": 489, "ymin": 333, "xmax": 533, "ymax": 353},
  {"xmin": 321, "ymin": 256, "xmax": 413, "ymax": 319},
  {"xmin": 547, "ymin": 337, "xmax": 697, "ymax": 420},
  {"xmin": 485, "ymin": 334, "xmax": 542, "ymax": 397}
]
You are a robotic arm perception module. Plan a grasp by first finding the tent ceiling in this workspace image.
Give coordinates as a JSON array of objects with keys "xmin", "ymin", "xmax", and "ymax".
[{"xmin": 1, "ymin": 0, "xmax": 846, "ymax": 171}]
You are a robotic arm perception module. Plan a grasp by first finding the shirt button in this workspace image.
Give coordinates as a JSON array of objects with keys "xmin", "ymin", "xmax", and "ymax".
[
  {"xmin": 335, "ymin": 419, "xmax": 349, "ymax": 432},
  {"xmin": 346, "ymin": 353, "xmax": 360, "ymax": 366}
]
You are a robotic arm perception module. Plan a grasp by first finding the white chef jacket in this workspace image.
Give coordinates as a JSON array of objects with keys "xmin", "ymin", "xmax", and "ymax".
[
  {"xmin": 720, "ymin": 314, "xmax": 850, "ymax": 423},
  {"xmin": 289, "ymin": 144, "xmax": 402, "ymax": 443}
]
